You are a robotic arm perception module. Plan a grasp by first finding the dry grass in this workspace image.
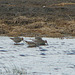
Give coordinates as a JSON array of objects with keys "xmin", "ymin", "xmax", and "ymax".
[
  {"xmin": 0, "ymin": 15, "xmax": 75, "ymax": 37},
  {"xmin": 25, "ymin": 21, "xmax": 45, "ymax": 29},
  {"xmin": 0, "ymin": 0, "xmax": 75, "ymax": 37},
  {"xmin": 50, "ymin": 2, "xmax": 75, "ymax": 7},
  {"xmin": 0, "ymin": 23, "xmax": 10, "ymax": 34}
]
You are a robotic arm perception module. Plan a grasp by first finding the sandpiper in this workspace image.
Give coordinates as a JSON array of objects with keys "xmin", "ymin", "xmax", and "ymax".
[
  {"xmin": 10, "ymin": 37, "xmax": 23, "ymax": 44},
  {"xmin": 25, "ymin": 41, "xmax": 37, "ymax": 47},
  {"xmin": 25, "ymin": 36, "xmax": 48, "ymax": 47},
  {"xmin": 34, "ymin": 36, "xmax": 48, "ymax": 45}
]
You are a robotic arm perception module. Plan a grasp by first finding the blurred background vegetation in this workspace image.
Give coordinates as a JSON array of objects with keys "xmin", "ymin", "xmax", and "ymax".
[{"xmin": 0, "ymin": 0, "xmax": 75, "ymax": 37}]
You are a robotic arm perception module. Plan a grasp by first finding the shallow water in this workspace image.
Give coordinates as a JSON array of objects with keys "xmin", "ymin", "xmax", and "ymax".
[{"xmin": 0, "ymin": 36, "xmax": 75, "ymax": 75}]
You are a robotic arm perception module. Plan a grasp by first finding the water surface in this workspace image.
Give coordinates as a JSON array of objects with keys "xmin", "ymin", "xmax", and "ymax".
[{"xmin": 0, "ymin": 36, "xmax": 75, "ymax": 75}]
